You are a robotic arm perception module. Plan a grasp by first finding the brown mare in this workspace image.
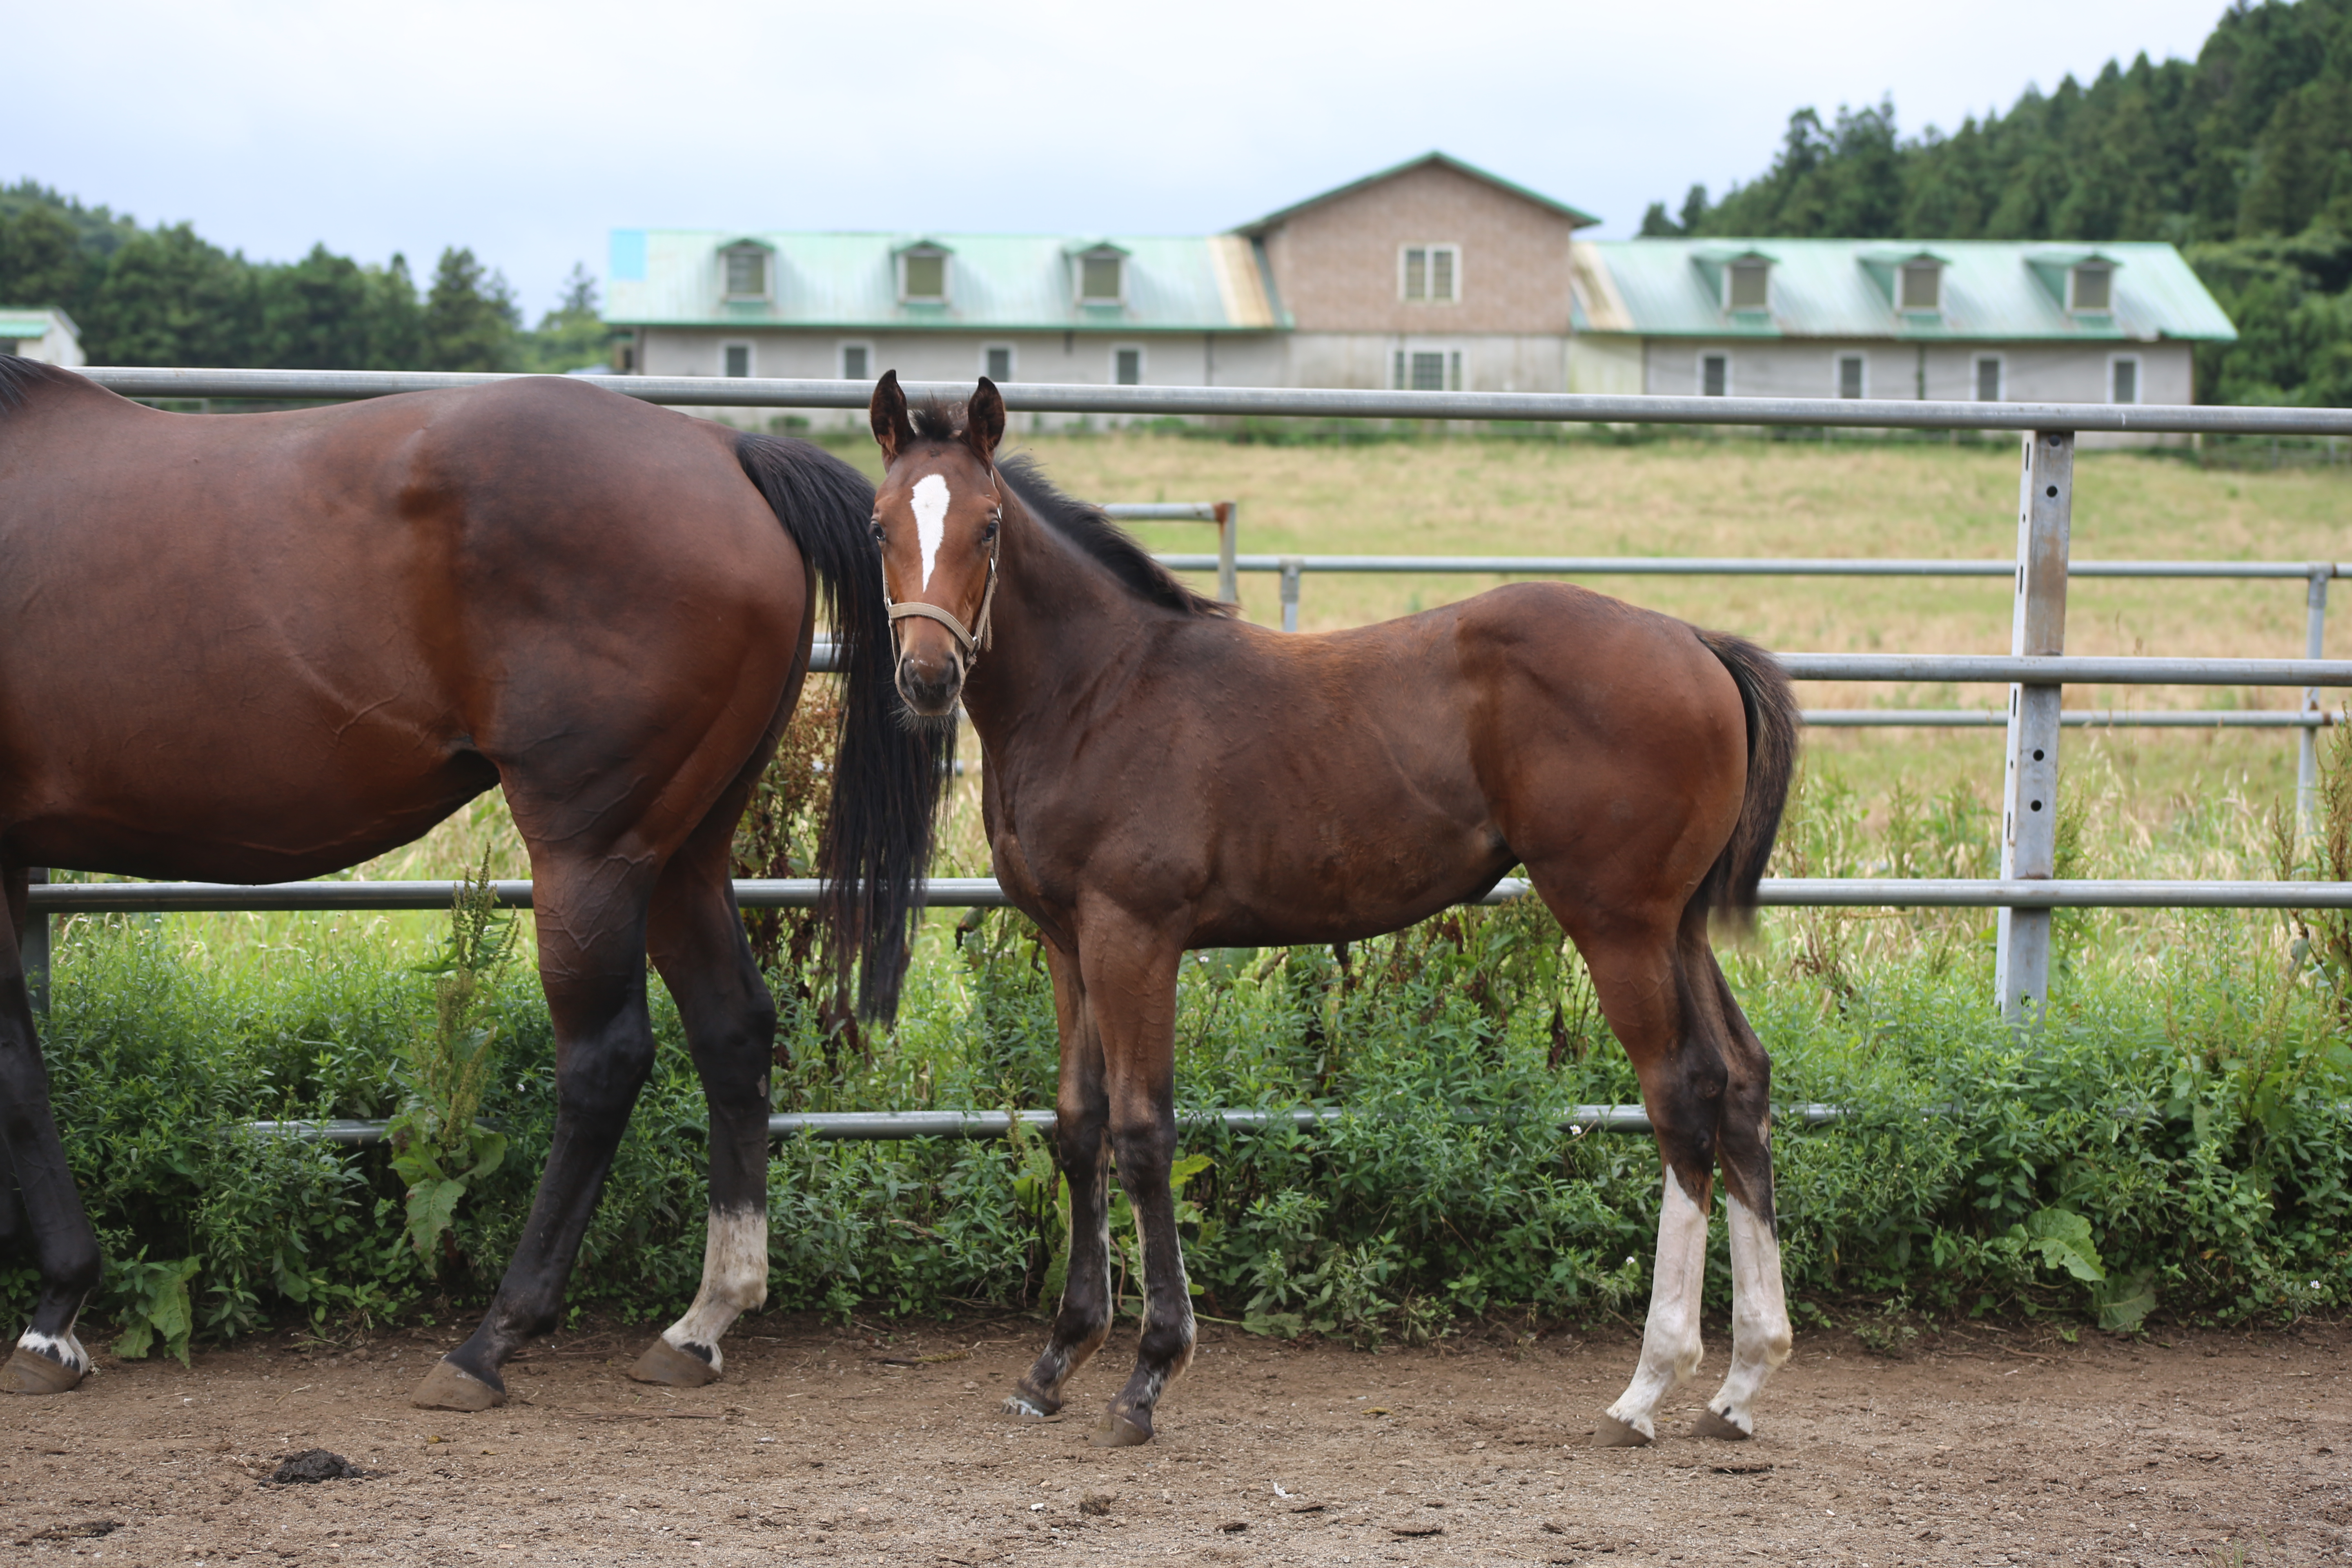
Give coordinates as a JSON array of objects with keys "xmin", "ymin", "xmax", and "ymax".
[
  {"xmin": 868, "ymin": 373, "xmax": 1802, "ymax": 1448},
  {"xmin": 0, "ymin": 357, "xmax": 945, "ymax": 1408}
]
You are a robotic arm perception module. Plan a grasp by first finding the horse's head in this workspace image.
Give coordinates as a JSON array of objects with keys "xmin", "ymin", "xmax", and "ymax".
[{"xmin": 867, "ymin": 370, "xmax": 1006, "ymax": 717}]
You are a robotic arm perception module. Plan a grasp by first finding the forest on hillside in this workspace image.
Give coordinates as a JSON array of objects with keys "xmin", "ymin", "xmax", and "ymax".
[
  {"xmin": 0, "ymin": 182, "xmax": 605, "ymax": 374},
  {"xmin": 1640, "ymin": 0, "xmax": 2352, "ymax": 407}
]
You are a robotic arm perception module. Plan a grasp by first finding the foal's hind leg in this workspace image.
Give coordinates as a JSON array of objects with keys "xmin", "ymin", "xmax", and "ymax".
[
  {"xmin": 1561, "ymin": 915, "xmax": 1726, "ymax": 1448},
  {"xmin": 630, "ymin": 779, "xmax": 780, "ymax": 1388},
  {"xmin": 1009, "ymin": 940, "xmax": 1115, "ymax": 1419},
  {"xmin": 0, "ymin": 873, "xmax": 101, "ymax": 1395},
  {"xmin": 1692, "ymin": 955, "xmax": 1791, "ymax": 1440}
]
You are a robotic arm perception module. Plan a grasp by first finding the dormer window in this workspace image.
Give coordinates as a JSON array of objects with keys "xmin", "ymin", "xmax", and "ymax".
[
  {"xmin": 1726, "ymin": 259, "xmax": 1770, "ymax": 312},
  {"xmin": 721, "ymin": 244, "xmax": 771, "ymax": 301},
  {"xmin": 898, "ymin": 245, "xmax": 950, "ymax": 304},
  {"xmin": 1899, "ymin": 259, "xmax": 1941, "ymax": 311},
  {"xmin": 1401, "ymin": 245, "xmax": 1459, "ymax": 303},
  {"xmin": 2070, "ymin": 263, "xmax": 2113, "ymax": 313},
  {"xmin": 1081, "ymin": 254, "xmax": 1121, "ymax": 301}
]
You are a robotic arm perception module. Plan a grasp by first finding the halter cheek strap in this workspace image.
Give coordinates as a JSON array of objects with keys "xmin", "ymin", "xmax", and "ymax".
[{"xmin": 883, "ymin": 504, "xmax": 1001, "ymax": 659}]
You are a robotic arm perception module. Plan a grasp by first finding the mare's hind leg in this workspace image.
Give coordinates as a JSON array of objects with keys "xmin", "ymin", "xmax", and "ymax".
[
  {"xmin": 1009, "ymin": 940, "xmax": 1114, "ymax": 1419},
  {"xmin": 1692, "ymin": 955, "xmax": 1791, "ymax": 1440},
  {"xmin": 1549, "ymin": 907, "xmax": 1727, "ymax": 1448},
  {"xmin": 0, "ymin": 870, "xmax": 101, "ymax": 1394},
  {"xmin": 630, "ymin": 775, "xmax": 780, "ymax": 1388},
  {"xmin": 413, "ymin": 850, "xmax": 665, "ymax": 1411}
]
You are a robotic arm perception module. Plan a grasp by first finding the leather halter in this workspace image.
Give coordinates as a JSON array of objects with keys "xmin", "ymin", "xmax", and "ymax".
[{"xmin": 882, "ymin": 497, "xmax": 1001, "ymax": 660}]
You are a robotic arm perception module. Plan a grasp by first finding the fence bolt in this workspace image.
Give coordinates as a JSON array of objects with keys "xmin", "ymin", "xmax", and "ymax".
[{"xmin": 1998, "ymin": 431, "xmax": 2074, "ymax": 1022}]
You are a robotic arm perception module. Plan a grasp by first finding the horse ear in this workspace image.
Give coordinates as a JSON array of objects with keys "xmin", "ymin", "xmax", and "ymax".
[
  {"xmin": 869, "ymin": 369, "xmax": 916, "ymax": 463},
  {"xmin": 966, "ymin": 377, "xmax": 1007, "ymax": 463}
]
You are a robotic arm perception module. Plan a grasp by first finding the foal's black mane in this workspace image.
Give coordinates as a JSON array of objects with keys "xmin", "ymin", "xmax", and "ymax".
[
  {"xmin": 911, "ymin": 399, "xmax": 1229, "ymax": 619},
  {"xmin": 0, "ymin": 353, "xmax": 68, "ymax": 414}
]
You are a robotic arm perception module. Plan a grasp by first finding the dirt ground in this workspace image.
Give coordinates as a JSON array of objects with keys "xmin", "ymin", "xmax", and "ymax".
[{"xmin": 4, "ymin": 1315, "xmax": 2345, "ymax": 1566}]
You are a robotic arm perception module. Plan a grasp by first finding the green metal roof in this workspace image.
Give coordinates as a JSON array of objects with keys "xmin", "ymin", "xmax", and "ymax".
[
  {"xmin": 1234, "ymin": 151, "xmax": 1601, "ymax": 235},
  {"xmin": 1571, "ymin": 239, "xmax": 2235, "ymax": 343},
  {"xmin": 605, "ymin": 230, "xmax": 1280, "ymax": 333}
]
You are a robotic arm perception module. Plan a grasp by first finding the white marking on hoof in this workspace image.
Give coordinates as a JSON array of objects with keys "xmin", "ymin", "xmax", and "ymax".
[
  {"xmin": 1004, "ymin": 1396, "xmax": 1050, "ymax": 1419},
  {"xmin": 16, "ymin": 1328, "xmax": 90, "ymax": 1376},
  {"xmin": 657, "ymin": 1206, "xmax": 768, "ymax": 1377},
  {"xmin": 1605, "ymin": 1167, "xmax": 1709, "ymax": 1435},
  {"xmin": 1703, "ymin": 1192, "xmax": 1792, "ymax": 1437},
  {"xmin": 911, "ymin": 473, "xmax": 951, "ymax": 588}
]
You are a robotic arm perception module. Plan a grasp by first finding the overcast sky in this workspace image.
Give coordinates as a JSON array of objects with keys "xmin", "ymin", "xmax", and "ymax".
[{"xmin": 12, "ymin": 0, "xmax": 2230, "ymax": 318}]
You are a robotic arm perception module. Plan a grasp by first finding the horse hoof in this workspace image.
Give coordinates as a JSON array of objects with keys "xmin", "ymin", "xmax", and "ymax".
[
  {"xmin": 1591, "ymin": 1414, "xmax": 1651, "ymax": 1448},
  {"xmin": 1004, "ymin": 1381, "xmax": 1060, "ymax": 1420},
  {"xmin": 1089, "ymin": 1409, "xmax": 1152, "ymax": 1448},
  {"xmin": 411, "ymin": 1359, "xmax": 506, "ymax": 1411},
  {"xmin": 2, "ymin": 1347, "xmax": 85, "ymax": 1396},
  {"xmin": 1692, "ymin": 1406, "xmax": 1751, "ymax": 1441},
  {"xmin": 628, "ymin": 1337, "xmax": 720, "ymax": 1388}
]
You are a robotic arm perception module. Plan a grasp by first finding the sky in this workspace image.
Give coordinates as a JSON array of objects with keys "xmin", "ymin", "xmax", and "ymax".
[{"xmin": 10, "ymin": 0, "xmax": 2233, "ymax": 318}]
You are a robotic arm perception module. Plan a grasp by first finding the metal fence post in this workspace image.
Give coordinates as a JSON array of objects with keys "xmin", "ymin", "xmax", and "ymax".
[
  {"xmin": 2299, "ymin": 566, "xmax": 2331, "ymax": 836},
  {"xmin": 22, "ymin": 867, "xmax": 49, "ymax": 1016},
  {"xmin": 1215, "ymin": 501, "xmax": 1239, "ymax": 606},
  {"xmin": 1997, "ymin": 432, "xmax": 2074, "ymax": 1021},
  {"xmin": 1280, "ymin": 557, "xmax": 1303, "ymax": 633}
]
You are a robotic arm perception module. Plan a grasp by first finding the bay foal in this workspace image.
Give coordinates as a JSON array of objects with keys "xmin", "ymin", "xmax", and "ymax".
[{"xmin": 866, "ymin": 373, "xmax": 1800, "ymax": 1448}]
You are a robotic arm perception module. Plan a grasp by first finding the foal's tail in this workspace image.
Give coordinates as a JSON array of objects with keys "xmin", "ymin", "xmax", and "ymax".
[
  {"xmin": 736, "ymin": 432, "xmax": 950, "ymax": 1020},
  {"xmin": 1693, "ymin": 629, "xmax": 1803, "ymax": 926}
]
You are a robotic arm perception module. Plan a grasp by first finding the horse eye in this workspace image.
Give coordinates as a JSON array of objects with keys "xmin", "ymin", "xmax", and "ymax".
[
  {"xmin": 980, "ymin": 519, "xmax": 1000, "ymax": 543},
  {"xmin": 870, "ymin": 522, "xmax": 886, "ymax": 545}
]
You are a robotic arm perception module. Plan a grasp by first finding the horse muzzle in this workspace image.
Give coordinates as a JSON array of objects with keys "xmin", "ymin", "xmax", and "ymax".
[{"xmin": 895, "ymin": 644, "xmax": 966, "ymax": 717}]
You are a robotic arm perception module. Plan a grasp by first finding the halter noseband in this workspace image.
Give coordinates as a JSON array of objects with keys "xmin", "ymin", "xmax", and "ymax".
[{"xmin": 882, "ymin": 494, "xmax": 1001, "ymax": 660}]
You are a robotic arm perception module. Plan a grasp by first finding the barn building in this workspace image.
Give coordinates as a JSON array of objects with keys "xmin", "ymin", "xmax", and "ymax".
[
  {"xmin": 1566, "ymin": 239, "xmax": 2236, "ymax": 410},
  {"xmin": 0, "ymin": 307, "xmax": 83, "ymax": 367},
  {"xmin": 601, "ymin": 155, "xmax": 2235, "ymax": 420}
]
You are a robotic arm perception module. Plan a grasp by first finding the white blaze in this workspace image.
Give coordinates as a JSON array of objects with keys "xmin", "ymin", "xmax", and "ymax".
[
  {"xmin": 1605, "ymin": 1166, "xmax": 1711, "ymax": 1440},
  {"xmin": 911, "ymin": 473, "xmax": 951, "ymax": 590}
]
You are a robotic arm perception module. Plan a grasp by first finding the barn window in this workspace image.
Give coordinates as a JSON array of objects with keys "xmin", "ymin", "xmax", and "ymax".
[
  {"xmin": 839, "ymin": 343, "xmax": 871, "ymax": 381},
  {"xmin": 1701, "ymin": 353, "xmax": 1729, "ymax": 397},
  {"xmin": 2070, "ymin": 263, "xmax": 2113, "ymax": 313},
  {"xmin": 1900, "ymin": 260, "xmax": 1941, "ymax": 311},
  {"xmin": 1975, "ymin": 355, "xmax": 2003, "ymax": 401},
  {"xmin": 1837, "ymin": 354, "xmax": 1866, "ymax": 399},
  {"xmin": 984, "ymin": 344, "xmax": 1014, "ymax": 381},
  {"xmin": 722, "ymin": 246, "xmax": 770, "ymax": 300},
  {"xmin": 1726, "ymin": 261, "xmax": 1769, "ymax": 311},
  {"xmin": 900, "ymin": 249, "xmax": 949, "ymax": 303},
  {"xmin": 722, "ymin": 341, "xmax": 753, "ymax": 378},
  {"xmin": 1113, "ymin": 345, "xmax": 1143, "ymax": 385},
  {"xmin": 1401, "ymin": 245, "xmax": 1459, "ymax": 303},
  {"xmin": 2109, "ymin": 354, "xmax": 2139, "ymax": 405}
]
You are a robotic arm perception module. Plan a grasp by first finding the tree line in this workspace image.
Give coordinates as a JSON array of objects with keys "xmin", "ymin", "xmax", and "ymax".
[
  {"xmin": 0, "ymin": 180, "xmax": 606, "ymax": 374},
  {"xmin": 1637, "ymin": 0, "xmax": 2352, "ymax": 408}
]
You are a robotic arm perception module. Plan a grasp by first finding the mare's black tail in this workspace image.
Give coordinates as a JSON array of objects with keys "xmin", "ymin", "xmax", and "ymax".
[
  {"xmin": 1693, "ymin": 628, "xmax": 1802, "ymax": 926},
  {"xmin": 735, "ymin": 432, "xmax": 949, "ymax": 1018}
]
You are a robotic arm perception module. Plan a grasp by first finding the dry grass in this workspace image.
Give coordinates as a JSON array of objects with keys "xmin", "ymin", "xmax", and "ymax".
[{"xmin": 356, "ymin": 431, "xmax": 2345, "ymax": 895}]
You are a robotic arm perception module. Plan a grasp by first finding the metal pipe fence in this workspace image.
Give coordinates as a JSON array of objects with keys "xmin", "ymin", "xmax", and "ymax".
[{"xmin": 44, "ymin": 366, "xmax": 2352, "ymax": 1020}]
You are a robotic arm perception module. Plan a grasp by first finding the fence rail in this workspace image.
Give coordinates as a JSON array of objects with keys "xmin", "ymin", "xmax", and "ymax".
[
  {"xmin": 244, "ymin": 1102, "xmax": 1848, "ymax": 1147},
  {"xmin": 32, "ymin": 875, "xmax": 2352, "ymax": 915},
  {"xmin": 78, "ymin": 367, "xmax": 2352, "ymax": 437}
]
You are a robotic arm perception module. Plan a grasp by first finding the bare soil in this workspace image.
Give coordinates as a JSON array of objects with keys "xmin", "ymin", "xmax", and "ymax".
[{"xmin": 5, "ymin": 1316, "xmax": 2345, "ymax": 1566}]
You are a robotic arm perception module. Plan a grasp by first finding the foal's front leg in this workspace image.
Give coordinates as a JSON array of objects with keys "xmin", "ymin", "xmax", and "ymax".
[
  {"xmin": 1009, "ymin": 941, "xmax": 1113, "ymax": 1419},
  {"xmin": 1078, "ymin": 920, "xmax": 1191, "ymax": 1448}
]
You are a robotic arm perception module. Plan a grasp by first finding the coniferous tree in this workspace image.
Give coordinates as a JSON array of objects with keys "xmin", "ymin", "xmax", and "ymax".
[{"xmin": 421, "ymin": 247, "xmax": 521, "ymax": 373}]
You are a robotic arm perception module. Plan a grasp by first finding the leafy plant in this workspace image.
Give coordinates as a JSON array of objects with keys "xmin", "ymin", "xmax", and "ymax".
[
  {"xmin": 106, "ymin": 1250, "xmax": 201, "ymax": 1365},
  {"xmin": 385, "ymin": 855, "xmax": 519, "ymax": 1272}
]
